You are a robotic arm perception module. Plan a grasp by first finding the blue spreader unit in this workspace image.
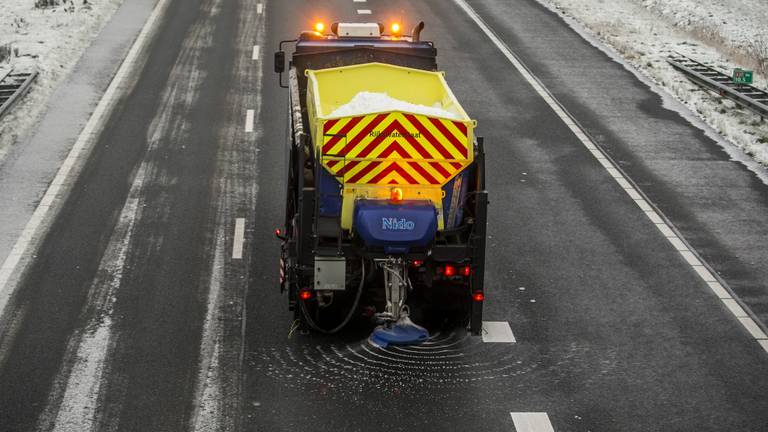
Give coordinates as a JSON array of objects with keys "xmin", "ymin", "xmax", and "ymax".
[{"xmin": 353, "ymin": 199, "xmax": 437, "ymax": 254}]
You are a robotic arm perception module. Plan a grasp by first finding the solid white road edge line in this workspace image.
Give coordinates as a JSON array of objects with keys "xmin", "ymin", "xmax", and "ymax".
[
  {"xmin": 482, "ymin": 321, "xmax": 516, "ymax": 343},
  {"xmin": 0, "ymin": 0, "xmax": 173, "ymax": 322},
  {"xmin": 245, "ymin": 109, "xmax": 255, "ymax": 132},
  {"xmin": 232, "ymin": 218, "xmax": 245, "ymax": 259},
  {"xmin": 451, "ymin": 0, "xmax": 768, "ymax": 353},
  {"xmin": 252, "ymin": 45, "xmax": 260, "ymax": 60},
  {"xmin": 510, "ymin": 412, "xmax": 555, "ymax": 432}
]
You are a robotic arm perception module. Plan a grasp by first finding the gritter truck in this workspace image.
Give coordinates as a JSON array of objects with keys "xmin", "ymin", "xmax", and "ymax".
[{"xmin": 273, "ymin": 21, "xmax": 488, "ymax": 343}]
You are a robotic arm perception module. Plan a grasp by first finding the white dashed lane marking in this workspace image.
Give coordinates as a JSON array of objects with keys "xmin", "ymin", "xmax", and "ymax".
[
  {"xmin": 256, "ymin": 3, "xmax": 263, "ymax": 14},
  {"xmin": 510, "ymin": 412, "xmax": 555, "ymax": 432},
  {"xmin": 232, "ymin": 218, "xmax": 245, "ymax": 259},
  {"xmin": 252, "ymin": 45, "xmax": 260, "ymax": 60},
  {"xmin": 452, "ymin": 0, "xmax": 768, "ymax": 354},
  {"xmin": 482, "ymin": 321, "xmax": 516, "ymax": 343},
  {"xmin": 357, "ymin": 9, "xmax": 371, "ymax": 14},
  {"xmin": 245, "ymin": 109, "xmax": 254, "ymax": 132}
]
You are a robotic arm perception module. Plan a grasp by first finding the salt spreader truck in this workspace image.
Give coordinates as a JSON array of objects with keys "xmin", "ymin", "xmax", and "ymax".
[{"xmin": 273, "ymin": 22, "xmax": 488, "ymax": 342}]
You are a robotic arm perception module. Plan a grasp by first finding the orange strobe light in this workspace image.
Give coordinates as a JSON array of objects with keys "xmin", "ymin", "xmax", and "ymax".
[
  {"xmin": 390, "ymin": 187, "xmax": 404, "ymax": 202},
  {"xmin": 314, "ymin": 22, "xmax": 325, "ymax": 33},
  {"xmin": 391, "ymin": 22, "xmax": 401, "ymax": 34}
]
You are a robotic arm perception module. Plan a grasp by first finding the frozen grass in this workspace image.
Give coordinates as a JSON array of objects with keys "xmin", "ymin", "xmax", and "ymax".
[
  {"xmin": 538, "ymin": 0, "xmax": 768, "ymax": 166},
  {"xmin": 0, "ymin": 0, "xmax": 122, "ymax": 163}
]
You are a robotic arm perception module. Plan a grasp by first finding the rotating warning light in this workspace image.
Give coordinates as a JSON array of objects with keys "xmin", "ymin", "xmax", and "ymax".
[
  {"xmin": 391, "ymin": 22, "xmax": 401, "ymax": 34},
  {"xmin": 314, "ymin": 22, "xmax": 325, "ymax": 33},
  {"xmin": 299, "ymin": 289, "xmax": 312, "ymax": 300},
  {"xmin": 390, "ymin": 187, "xmax": 404, "ymax": 202}
]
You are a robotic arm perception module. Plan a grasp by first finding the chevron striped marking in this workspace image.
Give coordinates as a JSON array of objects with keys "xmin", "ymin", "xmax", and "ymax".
[{"xmin": 320, "ymin": 113, "xmax": 471, "ymax": 185}]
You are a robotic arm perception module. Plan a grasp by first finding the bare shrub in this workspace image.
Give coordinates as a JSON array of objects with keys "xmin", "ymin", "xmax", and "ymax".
[
  {"xmin": 0, "ymin": 44, "xmax": 12, "ymax": 63},
  {"xmin": 746, "ymin": 35, "xmax": 768, "ymax": 75},
  {"xmin": 34, "ymin": 0, "xmax": 60, "ymax": 8}
]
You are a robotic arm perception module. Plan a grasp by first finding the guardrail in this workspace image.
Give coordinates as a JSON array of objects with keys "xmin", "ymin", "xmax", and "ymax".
[
  {"xmin": 0, "ymin": 69, "xmax": 39, "ymax": 120},
  {"xmin": 667, "ymin": 53, "xmax": 767, "ymax": 119}
]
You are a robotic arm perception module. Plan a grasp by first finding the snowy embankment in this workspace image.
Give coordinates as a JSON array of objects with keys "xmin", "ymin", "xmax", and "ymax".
[
  {"xmin": 536, "ymin": 0, "xmax": 768, "ymax": 166},
  {"xmin": 0, "ymin": 0, "xmax": 122, "ymax": 162}
]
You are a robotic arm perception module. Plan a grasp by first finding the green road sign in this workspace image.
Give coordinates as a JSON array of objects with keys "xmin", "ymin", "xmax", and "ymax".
[{"xmin": 733, "ymin": 68, "xmax": 753, "ymax": 85}]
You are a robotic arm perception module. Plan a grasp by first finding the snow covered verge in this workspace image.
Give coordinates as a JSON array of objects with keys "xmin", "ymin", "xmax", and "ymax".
[
  {"xmin": 535, "ymin": 0, "xmax": 768, "ymax": 166},
  {"xmin": 0, "ymin": 0, "xmax": 123, "ymax": 162}
]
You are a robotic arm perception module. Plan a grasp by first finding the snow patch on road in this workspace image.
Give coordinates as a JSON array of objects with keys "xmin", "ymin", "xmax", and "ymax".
[
  {"xmin": 0, "ymin": 0, "xmax": 123, "ymax": 162},
  {"xmin": 536, "ymin": 0, "xmax": 768, "ymax": 167},
  {"xmin": 328, "ymin": 91, "xmax": 461, "ymax": 119}
]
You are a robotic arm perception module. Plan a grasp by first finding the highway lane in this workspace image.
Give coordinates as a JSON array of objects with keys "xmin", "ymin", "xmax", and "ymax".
[
  {"xmin": 0, "ymin": 0, "xmax": 261, "ymax": 429},
  {"xmin": 244, "ymin": 0, "xmax": 768, "ymax": 431},
  {"xmin": 0, "ymin": 0, "xmax": 766, "ymax": 431}
]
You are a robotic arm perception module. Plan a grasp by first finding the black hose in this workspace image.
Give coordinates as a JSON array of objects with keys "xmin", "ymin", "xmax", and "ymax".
[{"xmin": 299, "ymin": 258, "xmax": 366, "ymax": 334}]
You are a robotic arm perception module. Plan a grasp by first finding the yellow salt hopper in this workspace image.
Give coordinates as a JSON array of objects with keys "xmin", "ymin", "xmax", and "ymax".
[{"xmin": 305, "ymin": 62, "xmax": 477, "ymax": 230}]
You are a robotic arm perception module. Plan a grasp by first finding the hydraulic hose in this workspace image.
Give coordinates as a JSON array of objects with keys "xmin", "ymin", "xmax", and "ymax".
[{"xmin": 299, "ymin": 258, "xmax": 366, "ymax": 334}]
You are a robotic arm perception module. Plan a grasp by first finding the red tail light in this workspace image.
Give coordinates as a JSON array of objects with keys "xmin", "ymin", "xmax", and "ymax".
[
  {"xmin": 462, "ymin": 265, "xmax": 471, "ymax": 276},
  {"xmin": 444, "ymin": 265, "xmax": 456, "ymax": 277},
  {"xmin": 472, "ymin": 291, "xmax": 484, "ymax": 302},
  {"xmin": 299, "ymin": 289, "xmax": 312, "ymax": 300},
  {"xmin": 412, "ymin": 260, "xmax": 423, "ymax": 267}
]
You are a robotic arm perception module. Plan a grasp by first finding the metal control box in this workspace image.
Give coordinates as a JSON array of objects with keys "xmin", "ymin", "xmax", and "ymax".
[{"xmin": 314, "ymin": 256, "xmax": 346, "ymax": 291}]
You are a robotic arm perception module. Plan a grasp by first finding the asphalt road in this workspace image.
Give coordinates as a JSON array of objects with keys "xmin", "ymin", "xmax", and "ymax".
[{"xmin": 0, "ymin": 0, "xmax": 767, "ymax": 431}]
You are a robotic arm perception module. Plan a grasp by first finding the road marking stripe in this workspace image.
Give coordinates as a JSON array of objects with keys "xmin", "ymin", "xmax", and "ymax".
[
  {"xmin": 232, "ymin": 218, "xmax": 245, "ymax": 259},
  {"xmin": 357, "ymin": 9, "xmax": 371, "ymax": 14},
  {"xmin": 758, "ymin": 340, "xmax": 768, "ymax": 353},
  {"xmin": 739, "ymin": 317, "xmax": 768, "ymax": 339},
  {"xmin": 0, "ymin": 0, "xmax": 173, "ymax": 321},
  {"xmin": 256, "ymin": 3, "xmax": 263, "ymax": 14},
  {"xmin": 353, "ymin": 0, "xmax": 366, "ymax": 2},
  {"xmin": 722, "ymin": 298, "xmax": 748, "ymax": 318},
  {"xmin": 482, "ymin": 321, "xmax": 516, "ymax": 343},
  {"xmin": 679, "ymin": 250, "xmax": 702, "ymax": 266},
  {"xmin": 668, "ymin": 237, "xmax": 688, "ymax": 251},
  {"xmin": 707, "ymin": 282, "xmax": 731, "ymax": 299},
  {"xmin": 452, "ymin": 0, "xmax": 768, "ymax": 352},
  {"xmin": 245, "ymin": 109, "xmax": 255, "ymax": 132},
  {"xmin": 252, "ymin": 45, "xmax": 260, "ymax": 60},
  {"xmin": 510, "ymin": 412, "xmax": 555, "ymax": 432}
]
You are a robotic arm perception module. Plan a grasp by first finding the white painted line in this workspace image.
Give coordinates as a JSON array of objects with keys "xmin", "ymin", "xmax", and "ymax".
[
  {"xmin": 482, "ymin": 321, "xmax": 516, "ymax": 343},
  {"xmin": 679, "ymin": 250, "xmax": 702, "ymax": 266},
  {"xmin": 256, "ymin": 3, "xmax": 263, "ymax": 14},
  {"xmin": 452, "ymin": 0, "xmax": 768, "ymax": 356},
  {"xmin": 739, "ymin": 317, "xmax": 768, "ymax": 340},
  {"xmin": 722, "ymin": 298, "xmax": 748, "ymax": 318},
  {"xmin": 0, "ymin": 0, "xmax": 173, "ymax": 321},
  {"xmin": 692, "ymin": 265, "xmax": 717, "ymax": 282},
  {"xmin": 644, "ymin": 211, "xmax": 663, "ymax": 224},
  {"xmin": 758, "ymin": 339, "xmax": 768, "ymax": 354},
  {"xmin": 232, "ymin": 218, "xmax": 245, "ymax": 259},
  {"xmin": 667, "ymin": 237, "xmax": 688, "ymax": 251},
  {"xmin": 245, "ymin": 109, "xmax": 255, "ymax": 132},
  {"xmin": 510, "ymin": 412, "xmax": 555, "ymax": 432},
  {"xmin": 357, "ymin": 9, "xmax": 372, "ymax": 14},
  {"xmin": 655, "ymin": 223, "xmax": 676, "ymax": 238},
  {"xmin": 634, "ymin": 199, "xmax": 653, "ymax": 212},
  {"xmin": 252, "ymin": 45, "xmax": 260, "ymax": 60},
  {"xmin": 353, "ymin": 0, "xmax": 366, "ymax": 2},
  {"xmin": 707, "ymin": 282, "xmax": 731, "ymax": 299}
]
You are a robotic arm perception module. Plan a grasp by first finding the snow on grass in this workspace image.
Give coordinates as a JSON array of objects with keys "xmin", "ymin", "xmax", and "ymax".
[
  {"xmin": 0, "ymin": 0, "xmax": 122, "ymax": 162},
  {"xmin": 536, "ymin": 0, "xmax": 768, "ymax": 166},
  {"xmin": 328, "ymin": 91, "xmax": 461, "ymax": 119}
]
